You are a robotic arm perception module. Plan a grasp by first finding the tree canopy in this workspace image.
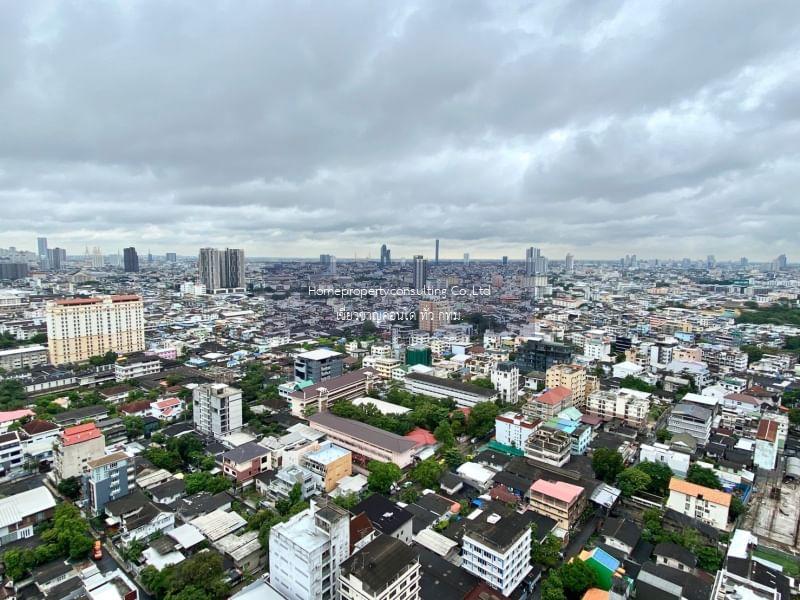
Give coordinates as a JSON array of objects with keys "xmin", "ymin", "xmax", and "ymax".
[
  {"xmin": 592, "ymin": 448, "xmax": 624, "ymax": 483},
  {"xmin": 367, "ymin": 461, "xmax": 401, "ymax": 494}
]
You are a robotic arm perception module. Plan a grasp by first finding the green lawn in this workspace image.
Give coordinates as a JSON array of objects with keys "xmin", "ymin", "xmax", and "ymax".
[{"xmin": 753, "ymin": 547, "xmax": 800, "ymax": 577}]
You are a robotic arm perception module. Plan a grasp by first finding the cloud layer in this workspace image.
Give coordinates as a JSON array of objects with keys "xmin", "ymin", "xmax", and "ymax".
[{"xmin": 1, "ymin": 0, "xmax": 799, "ymax": 260}]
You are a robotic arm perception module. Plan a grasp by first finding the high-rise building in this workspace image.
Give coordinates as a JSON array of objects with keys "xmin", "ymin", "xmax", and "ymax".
[
  {"xmin": 463, "ymin": 253, "xmax": 469, "ymax": 266},
  {"xmin": 412, "ymin": 255, "xmax": 427, "ymax": 291},
  {"xmin": 526, "ymin": 247, "xmax": 547, "ymax": 276},
  {"xmin": 320, "ymin": 254, "xmax": 336, "ymax": 275},
  {"xmin": 418, "ymin": 299, "xmax": 450, "ymax": 333},
  {"xmin": 123, "ymin": 247, "xmax": 139, "ymax": 273},
  {"xmin": 435, "ymin": 239, "xmax": 439, "ymax": 265},
  {"xmin": 502, "ymin": 255, "xmax": 508, "ymax": 267},
  {"xmin": 84, "ymin": 451, "xmax": 133, "ymax": 516},
  {"xmin": 198, "ymin": 248, "xmax": 246, "ymax": 293},
  {"xmin": 193, "ymin": 383, "xmax": 243, "ymax": 439},
  {"xmin": 37, "ymin": 237, "xmax": 48, "ymax": 265},
  {"xmin": 295, "ymin": 349, "xmax": 344, "ymax": 383},
  {"xmin": 329, "ymin": 256, "xmax": 337, "ymax": 276},
  {"xmin": 707, "ymin": 254, "xmax": 716, "ymax": 268},
  {"xmin": 270, "ymin": 499, "xmax": 350, "ymax": 600},
  {"xmin": 379, "ymin": 244, "xmax": 391, "ymax": 267},
  {"xmin": 565, "ymin": 253, "xmax": 574, "ymax": 273},
  {"xmin": 772, "ymin": 254, "xmax": 788, "ymax": 271},
  {"xmin": 48, "ymin": 247, "xmax": 67, "ymax": 271},
  {"xmin": 90, "ymin": 247, "xmax": 104, "ymax": 268},
  {"xmin": 339, "ymin": 535, "xmax": 421, "ymax": 600},
  {"xmin": 45, "ymin": 295, "xmax": 145, "ymax": 365},
  {"xmin": 0, "ymin": 263, "xmax": 29, "ymax": 280},
  {"xmin": 165, "ymin": 252, "xmax": 177, "ymax": 263},
  {"xmin": 515, "ymin": 339, "xmax": 572, "ymax": 373}
]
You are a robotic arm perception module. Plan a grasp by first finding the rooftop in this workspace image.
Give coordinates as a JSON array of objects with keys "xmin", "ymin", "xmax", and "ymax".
[
  {"xmin": 341, "ymin": 534, "xmax": 418, "ymax": 595},
  {"xmin": 668, "ymin": 477, "xmax": 731, "ymax": 507},
  {"xmin": 308, "ymin": 411, "xmax": 418, "ymax": 453},
  {"xmin": 63, "ymin": 422, "xmax": 103, "ymax": 446}
]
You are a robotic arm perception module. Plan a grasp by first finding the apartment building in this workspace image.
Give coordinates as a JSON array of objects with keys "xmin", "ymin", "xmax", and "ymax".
[
  {"xmin": 289, "ymin": 368, "xmax": 378, "ymax": 417},
  {"xmin": 301, "ymin": 443, "xmax": 352, "ymax": 492},
  {"xmin": 0, "ymin": 432, "xmax": 24, "ymax": 481},
  {"xmin": 523, "ymin": 386, "xmax": 573, "ymax": 422},
  {"xmin": 45, "ymin": 295, "xmax": 145, "ymax": 365},
  {"xmin": 404, "ymin": 373, "xmax": 498, "ymax": 408},
  {"xmin": 53, "ymin": 423, "xmax": 106, "ymax": 482},
  {"xmin": 114, "ymin": 352, "xmax": 161, "ymax": 381},
  {"xmin": 307, "ymin": 412, "xmax": 418, "ymax": 468},
  {"xmin": 666, "ymin": 478, "xmax": 731, "ymax": 530},
  {"xmin": 545, "ymin": 364, "xmax": 596, "ymax": 409},
  {"xmin": 490, "ymin": 362, "xmax": 519, "ymax": 403},
  {"xmin": 667, "ymin": 403, "xmax": 713, "ymax": 445},
  {"xmin": 639, "ymin": 443, "xmax": 690, "ymax": 477},
  {"xmin": 339, "ymin": 535, "xmax": 420, "ymax": 600},
  {"xmin": 221, "ymin": 442, "xmax": 271, "ymax": 486},
  {"xmin": 295, "ymin": 348, "xmax": 344, "ymax": 383},
  {"xmin": 193, "ymin": 383, "xmax": 243, "ymax": 439},
  {"xmin": 529, "ymin": 479, "xmax": 587, "ymax": 531},
  {"xmin": 515, "ymin": 339, "xmax": 572, "ymax": 373},
  {"xmin": 198, "ymin": 247, "xmax": 246, "ymax": 293},
  {"xmin": 586, "ymin": 389, "xmax": 651, "ymax": 429},
  {"xmin": 524, "ymin": 425, "xmax": 571, "ymax": 467},
  {"xmin": 84, "ymin": 451, "xmax": 133, "ymax": 516},
  {"xmin": 0, "ymin": 345, "xmax": 48, "ymax": 371},
  {"xmin": 699, "ymin": 343, "xmax": 748, "ymax": 373},
  {"xmin": 583, "ymin": 329, "xmax": 611, "ymax": 361},
  {"xmin": 495, "ymin": 412, "xmax": 539, "ymax": 450},
  {"xmin": 462, "ymin": 510, "xmax": 532, "ymax": 596},
  {"xmin": 362, "ymin": 356, "xmax": 402, "ymax": 380},
  {"xmin": 269, "ymin": 500, "xmax": 350, "ymax": 600}
]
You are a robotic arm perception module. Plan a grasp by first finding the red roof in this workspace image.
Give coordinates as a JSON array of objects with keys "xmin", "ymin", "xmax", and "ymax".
[
  {"xmin": 54, "ymin": 297, "xmax": 102, "ymax": 306},
  {"xmin": 155, "ymin": 397, "xmax": 180, "ymax": 409},
  {"xmin": 111, "ymin": 294, "xmax": 141, "ymax": 302},
  {"xmin": 404, "ymin": 427, "xmax": 437, "ymax": 446},
  {"xmin": 756, "ymin": 419, "xmax": 778, "ymax": 443},
  {"xmin": 63, "ymin": 423, "xmax": 103, "ymax": 446},
  {"xmin": 535, "ymin": 386, "xmax": 572, "ymax": 406},
  {"xmin": 0, "ymin": 409, "xmax": 35, "ymax": 423},
  {"xmin": 530, "ymin": 479, "xmax": 584, "ymax": 503}
]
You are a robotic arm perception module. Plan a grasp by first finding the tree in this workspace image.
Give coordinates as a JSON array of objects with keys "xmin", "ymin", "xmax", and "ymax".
[
  {"xmin": 367, "ymin": 461, "xmax": 401, "ymax": 494},
  {"xmin": 123, "ymin": 415, "xmax": 145, "ymax": 440},
  {"xmin": 57, "ymin": 476, "xmax": 82, "ymax": 500},
  {"xmin": 641, "ymin": 508, "xmax": 665, "ymax": 544},
  {"xmin": 656, "ymin": 428, "xmax": 673, "ymax": 443},
  {"xmin": 361, "ymin": 320, "xmax": 377, "ymax": 335},
  {"xmin": 620, "ymin": 375, "xmax": 656, "ymax": 393},
  {"xmin": 333, "ymin": 491, "xmax": 361, "ymax": 510},
  {"xmin": 531, "ymin": 532, "xmax": 562, "ymax": 570},
  {"xmin": 616, "ymin": 467, "xmax": 651, "ymax": 498},
  {"xmin": 686, "ymin": 464, "xmax": 722, "ymax": 490},
  {"xmin": 636, "ymin": 461, "xmax": 673, "ymax": 495},
  {"xmin": 441, "ymin": 447, "xmax": 465, "ymax": 469},
  {"xmin": 467, "ymin": 401, "xmax": 499, "ymax": 438},
  {"xmin": 729, "ymin": 496, "xmax": 745, "ymax": 521},
  {"xmin": 184, "ymin": 472, "xmax": 231, "ymax": 495},
  {"xmin": 560, "ymin": 559, "xmax": 597, "ymax": 600},
  {"xmin": 470, "ymin": 378, "xmax": 495, "ymax": 390},
  {"xmin": 0, "ymin": 380, "xmax": 27, "ymax": 410},
  {"xmin": 434, "ymin": 420, "xmax": 456, "ymax": 448},
  {"xmin": 788, "ymin": 407, "xmax": 800, "ymax": 426},
  {"xmin": 541, "ymin": 572, "xmax": 567, "ymax": 600},
  {"xmin": 592, "ymin": 448, "xmax": 624, "ymax": 483},
  {"xmin": 89, "ymin": 350, "xmax": 118, "ymax": 366},
  {"xmin": 696, "ymin": 546, "xmax": 723, "ymax": 572},
  {"xmin": 410, "ymin": 458, "xmax": 443, "ymax": 489},
  {"xmin": 400, "ymin": 487, "xmax": 419, "ymax": 503}
]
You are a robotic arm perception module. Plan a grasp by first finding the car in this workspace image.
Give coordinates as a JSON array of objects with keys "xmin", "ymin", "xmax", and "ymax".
[{"xmin": 92, "ymin": 540, "xmax": 103, "ymax": 561}]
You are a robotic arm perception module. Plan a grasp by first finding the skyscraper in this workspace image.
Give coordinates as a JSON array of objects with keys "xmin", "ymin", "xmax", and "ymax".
[
  {"xmin": 37, "ymin": 237, "xmax": 48, "ymax": 265},
  {"xmin": 165, "ymin": 252, "xmax": 177, "ymax": 262},
  {"xmin": 565, "ymin": 253, "xmax": 574, "ymax": 273},
  {"xmin": 526, "ymin": 247, "xmax": 547, "ymax": 276},
  {"xmin": 412, "ymin": 255, "xmax": 428, "ymax": 291},
  {"xmin": 379, "ymin": 244, "xmax": 391, "ymax": 267},
  {"xmin": 463, "ymin": 252, "xmax": 469, "ymax": 266},
  {"xmin": 502, "ymin": 255, "xmax": 508, "ymax": 267},
  {"xmin": 198, "ymin": 248, "xmax": 246, "ymax": 293},
  {"xmin": 435, "ymin": 239, "xmax": 439, "ymax": 265},
  {"xmin": 123, "ymin": 247, "xmax": 139, "ymax": 272},
  {"xmin": 48, "ymin": 247, "xmax": 67, "ymax": 271}
]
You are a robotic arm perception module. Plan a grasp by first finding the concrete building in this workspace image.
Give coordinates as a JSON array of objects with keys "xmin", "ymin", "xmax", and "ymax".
[
  {"xmin": 295, "ymin": 348, "xmax": 344, "ymax": 383},
  {"xmin": 639, "ymin": 443, "xmax": 690, "ymax": 477},
  {"xmin": 84, "ymin": 451, "xmax": 133, "ymax": 516},
  {"xmin": 666, "ymin": 478, "xmax": 730, "ymax": 531},
  {"xmin": 490, "ymin": 362, "xmax": 519, "ymax": 403},
  {"xmin": 524, "ymin": 426, "xmax": 572, "ymax": 467},
  {"xmin": 529, "ymin": 479, "xmax": 587, "ymax": 531},
  {"xmin": 0, "ymin": 432, "xmax": 24, "ymax": 481},
  {"xmin": 667, "ymin": 403, "xmax": 712, "ymax": 445},
  {"xmin": 53, "ymin": 423, "xmax": 106, "ymax": 482},
  {"xmin": 307, "ymin": 412, "xmax": 418, "ymax": 469},
  {"xmin": 0, "ymin": 486, "xmax": 56, "ymax": 547},
  {"xmin": 515, "ymin": 339, "xmax": 572, "ymax": 374},
  {"xmin": 583, "ymin": 329, "xmax": 611, "ymax": 361},
  {"xmin": 524, "ymin": 386, "xmax": 573, "ymax": 422},
  {"xmin": 462, "ymin": 510, "xmax": 532, "ymax": 596},
  {"xmin": 754, "ymin": 418, "xmax": 780, "ymax": 470},
  {"xmin": 289, "ymin": 368, "xmax": 378, "ymax": 417},
  {"xmin": 198, "ymin": 247, "xmax": 246, "ymax": 293},
  {"xmin": 404, "ymin": 373, "xmax": 498, "ymax": 408},
  {"xmin": 45, "ymin": 295, "xmax": 145, "ymax": 365},
  {"xmin": 193, "ymin": 383, "xmax": 243, "ymax": 439},
  {"xmin": 221, "ymin": 442, "xmax": 271, "ymax": 486},
  {"xmin": 301, "ymin": 443, "xmax": 352, "ymax": 493},
  {"xmin": 545, "ymin": 364, "xmax": 596, "ymax": 409},
  {"xmin": 114, "ymin": 352, "xmax": 161, "ymax": 381},
  {"xmin": 0, "ymin": 345, "xmax": 48, "ymax": 371},
  {"xmin": 586, "ymin": 389, "xmax": 650, "ymax": 429},
  {"xmin": 269, "ymin": 500, "xmax": 350, "ymax": 600},
  {"xmin": 122, "ymin": 247, "xmax": 139, "ymax": 272},
  {"xmin": 412, "ymin": 255, "xmax": 427, "ymax": 291},
  {"xmin": 339, "ymin": 535, "xmax": 420, "ymax": 600},
  {"xmin": 495, "ymin": 412, "xmax": 538, "ymax": 450},
  {"xmin": 418, "ymin": 299, "xmax": 451, "ymax": 333}
]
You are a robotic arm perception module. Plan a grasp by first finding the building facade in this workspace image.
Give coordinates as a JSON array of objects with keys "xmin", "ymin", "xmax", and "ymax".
[{"xmin": 193, "ymin": 383, "xmax": 243, "ymax": 439}]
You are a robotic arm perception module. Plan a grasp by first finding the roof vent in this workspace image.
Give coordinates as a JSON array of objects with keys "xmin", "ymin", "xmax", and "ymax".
[{"xmin": 486, "ymin": 513, "xmax": 501, "ymax": 524}]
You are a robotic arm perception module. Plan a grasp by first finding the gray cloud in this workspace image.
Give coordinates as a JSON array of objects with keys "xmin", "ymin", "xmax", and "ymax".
[{"xmin": 1, "ymin": 0, "xmax": 799, "ymax": 260}]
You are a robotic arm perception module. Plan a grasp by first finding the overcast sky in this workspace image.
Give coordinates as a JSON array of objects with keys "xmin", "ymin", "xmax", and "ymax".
[{"xmin": 1, "ymin": 1, "xmax": 799, "ymax": 261}]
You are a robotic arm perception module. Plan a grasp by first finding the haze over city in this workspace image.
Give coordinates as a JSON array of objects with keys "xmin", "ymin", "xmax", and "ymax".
[{"xmin": 2, "ymin": 0, "xmax": 800, "ymax": 260}]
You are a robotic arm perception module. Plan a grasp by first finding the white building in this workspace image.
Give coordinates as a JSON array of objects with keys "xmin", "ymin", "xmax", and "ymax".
[
  {"xmin": 0, "ymin": 486, "xmax": 55, "ymax": 546},
  {"xmin": 490, "ymin": 362, "xmax": 519, "ymax": 403},
  {"xmin": 638, "ymin": 443, "xmax": 690, "ymax": 477},
  {"xmin": 462, "ymin": 511, "xmax": 532, "ymax": 596},
  {"xmin": 193, "ymin": 383, "xmax": 243, "ymax": 439},
  {"xmin": 0, "ymin": 345, "xmax": 48, "ymax": 371},
  {"xmin": 667, "ymin": 403, "xmax": 712, "ymax": 445},
  {"xmin": 269, "ymin": 500, "xmax": 350, "ymax": 600},
  {"xmin": 45, "ymin": 295, "xmax": 145, "ymax": 365},
  {"xmin": 339, "ymin": 535, "xmax": 420, "ymax": 600},
  {"xmin": 666, "ymin": 478, "xmax": 730, "ymax": 531},
  {"xmin": 114, "ymin": 353, "xmax": 161, "ymax": 381},
  {"xmin": 495, "ymin": 412, "xmax": 538, "ymax": 450},
  {"xmin": 586, "ymin": 389, "xmax": 650, "ymax": 429},
  {"xmin": 583, "ymin": 329, "xmax": 611, "ymax": 361}
]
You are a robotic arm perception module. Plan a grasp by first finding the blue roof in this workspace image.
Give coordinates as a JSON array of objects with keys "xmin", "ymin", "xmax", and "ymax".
[{"xmin": 591, "ymin": 547, "xmax": 620, "ymax": 572}]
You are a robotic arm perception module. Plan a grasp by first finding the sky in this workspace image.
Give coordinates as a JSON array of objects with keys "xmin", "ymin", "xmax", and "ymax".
[{"xmin": 1, "ymin": 1, "xmax": 799, "ymax": 262}]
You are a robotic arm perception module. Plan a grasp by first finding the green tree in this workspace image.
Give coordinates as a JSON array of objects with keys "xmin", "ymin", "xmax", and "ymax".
[
  {"xmin": 441, "ymin": 447, "xmax": 465, "ymax": 469},
  {"xmin": 616, "ymin": 467, "xmax": 651, "ymax": 498},
  {"xmin": 184, "ymin": 472, "xmax": 231, "ymax": 495},
  {"xmin": 788, "ymin": 407, "xmax": 800, "ymax": 425},
  {"xmin": 57, "ymin": 476, "xmax": 83, "ymax": 500},
  {"xmin": 592, "ymin": 448, "xmax": 624, "ymax": 483},
  {"xmin": 636, "ymin": 461, "xmax": 673, "ymax": 495},
  {"xmin": 696, "ymin": 546, "xmax": 723, "ymax": 572},
  {"xmin": 620, "ymin": 375, "xmax": 656, "ymax": 393},
  {"xmin": 531, "ymin": 532, "xmax": 562, "ymax": 570},
  {"xmin": 686, "ymin": 464, "xmax": 722, "ymax": 490},
  {"xmin": 123, "ymin": 415, "xmax": 145, "ymax": 440},
  {"xmin": 89, "ymin": 350, "xmax": 118, "ymax": 366},
  {"xmin": 367, "ymin": 461, "xmax": 401, "ymax": 494},
  {"xmin": 467, "ymin": 401, "xmax": 500, "ymax": 438},
  {"xmin": 0, "ymin": 380, "xmax": 27, "ymax": 410},
  {"xmin": 729, "ymin": 496, "xmax": 745, "ymax": 521},
  {"xmin": 332, "ymin": 492, "xmax": 361, "ymax": 510},
  {"xmin": 470, "ymin": 378, "xmax": 495, "ymax": 390},
  {"xmin": 541, "ymin": 572, "xmax": 567, "ymax": 600},
  {"xmin": 655, "ymin": 428, "xmax": 673, "ymax": 443},
  {"xmin": 434, "ymin": 420, "xmax": 455, "ymax": 448},
  {"xmin": 410, "ymin": 458, "xmax": 443, "ymax": 489},
  {"xmin": 560, "ymin": 559, "xmax": 597, "ymax": 600},
  {"xmin": 400, "ymin": 487, "xmax": 419, "ymax": 503},
  {"xmin": 1, "ymin": 549, "xmax": 36, "ymax": 581}
]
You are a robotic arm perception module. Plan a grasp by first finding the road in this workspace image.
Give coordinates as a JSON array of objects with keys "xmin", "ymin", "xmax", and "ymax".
[{"xmin": 565, "ymin": 513, "xmax": 601, "ymax": 559}]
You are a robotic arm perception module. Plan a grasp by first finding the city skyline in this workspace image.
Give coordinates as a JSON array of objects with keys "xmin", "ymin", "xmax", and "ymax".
[{"xmin": 1, "ymin": 2, "xmax": 799, "ymax": 260}]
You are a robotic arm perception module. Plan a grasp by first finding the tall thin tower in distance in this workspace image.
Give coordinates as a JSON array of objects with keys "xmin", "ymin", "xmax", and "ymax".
[{"xmin": 435, "ymin": 239, "xmax": 439, "ymax": 265}]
